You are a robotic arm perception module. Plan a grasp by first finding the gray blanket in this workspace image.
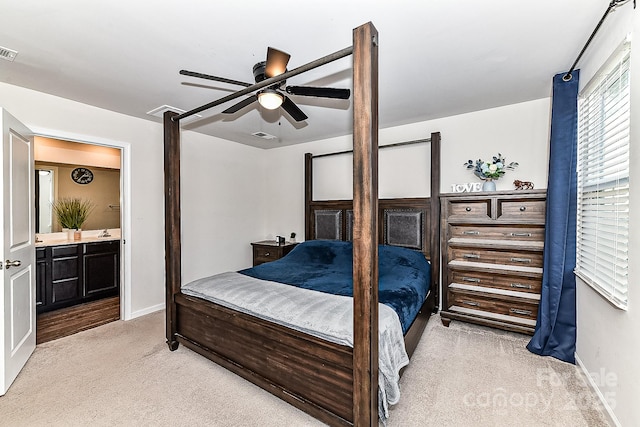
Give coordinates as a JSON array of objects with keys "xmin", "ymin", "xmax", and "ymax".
[{"xmin": 182, "ymin": 272, "xmax": 409, "ymax": 420}]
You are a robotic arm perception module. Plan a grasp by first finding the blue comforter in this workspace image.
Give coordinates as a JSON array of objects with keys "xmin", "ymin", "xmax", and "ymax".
[{"xmin": 239, "ymin": 240, "xmax": 430, "ymax": 333}]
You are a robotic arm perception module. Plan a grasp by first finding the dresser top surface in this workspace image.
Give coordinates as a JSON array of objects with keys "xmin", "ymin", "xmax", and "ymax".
[
  {"xmin": 251, "ymin": 240, "xmax": 297, "ymax": 248},
  {"xmin": 440, "ymin": 189, "xmax": 547, "ymax": 199}
]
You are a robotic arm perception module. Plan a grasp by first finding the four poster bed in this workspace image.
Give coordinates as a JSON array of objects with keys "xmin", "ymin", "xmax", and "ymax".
[{"xmin": 164, "ymin": 23, "xmax": 441, "ymax": 426}]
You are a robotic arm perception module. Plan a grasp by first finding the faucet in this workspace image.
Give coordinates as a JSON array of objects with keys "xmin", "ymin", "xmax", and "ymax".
[{"xmin": 99, "ymin": 229, "xmax": 111, "ymax": 237}]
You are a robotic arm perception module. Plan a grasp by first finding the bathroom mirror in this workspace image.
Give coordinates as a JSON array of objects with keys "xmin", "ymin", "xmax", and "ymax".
[
  {"xmin": 35, "ymin": 168, "xmax": 55, "ymax": 233},
  {"xmin": 35, "ymin": 162, "xmax": 121, "ymax": 233},
  {"xmin": 34, "ymin": 137, "xmax": 122, "ymax": 235}
]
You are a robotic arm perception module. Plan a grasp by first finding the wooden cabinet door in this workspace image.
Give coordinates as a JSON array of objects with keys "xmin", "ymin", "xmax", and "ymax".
[
  {"xmin": 83, "ymin": 242, "xmax": 119, "ymax": 297},
  {"xmin": 35, "ymin": 248, "xmax": 47, "ymax": 310},
  {"xmin": 83, "ymin": 252, "xmax": 119, "ymax": 296}
]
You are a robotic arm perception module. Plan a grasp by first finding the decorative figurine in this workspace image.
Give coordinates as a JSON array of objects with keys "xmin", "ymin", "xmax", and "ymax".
[{"xmin": 513, "ymin": 179, "xmax": 534, "ymax": 190}]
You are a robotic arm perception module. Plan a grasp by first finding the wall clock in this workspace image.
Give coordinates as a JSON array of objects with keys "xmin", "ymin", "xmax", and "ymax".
[{"xmin": 71, "ymin": 167, "xmax": 94, "ymax": 184}]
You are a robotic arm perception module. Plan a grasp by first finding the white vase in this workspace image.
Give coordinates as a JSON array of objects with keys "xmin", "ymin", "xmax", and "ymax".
[
  {"xmin": 482, "ymin": 179, "xmax": 496, "ymax": 191},
  {"xmin": 67, "ymin": 229, "xmax": 75, "ymax": 240}
]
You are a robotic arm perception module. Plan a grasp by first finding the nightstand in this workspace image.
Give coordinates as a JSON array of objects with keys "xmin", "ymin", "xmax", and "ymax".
[{"xmin": 251, "ymin": 240, "xmax": 298, "ymax": 266}]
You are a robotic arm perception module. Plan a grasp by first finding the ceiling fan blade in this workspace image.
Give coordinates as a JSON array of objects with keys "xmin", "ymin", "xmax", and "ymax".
[
  {"xmin": 180, "ymin": 69, "xmax": 251, "ymax": 87},
  {"xmin": 285, "ymin": 86, "xmax": 351, "ymax": 99},
  {"xmin": 222, "ymin": 95, "xmax": 257, "ymax": 114},
  {"xmin": 265, "ymin": 47, "xmax": 291, "ymax": 78},
  {"xmin": 281, "ymin": 96, "xmax": 308, "ymax": 122}
]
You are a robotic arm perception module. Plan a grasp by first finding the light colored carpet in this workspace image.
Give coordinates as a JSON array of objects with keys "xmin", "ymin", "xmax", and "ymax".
[
  {"xmin": 0, "ymin": 311, "xmax": 610, "ymax": 426},
  {"xmin": 390, "ymin": 319, "xmax": 610, "ymax": 426}
]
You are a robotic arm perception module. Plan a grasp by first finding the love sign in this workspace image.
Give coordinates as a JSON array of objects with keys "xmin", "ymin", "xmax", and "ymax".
[{"xmin": 451, "ymin": 182, "xmax": 482, "ymax": 193}]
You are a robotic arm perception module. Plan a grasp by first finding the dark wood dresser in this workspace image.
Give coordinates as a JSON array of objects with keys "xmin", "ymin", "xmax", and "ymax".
[
  {"xmin": 440, "ymin": 190, "xmax": 546, "ymax": 334},
  {"xmin": 251, "ymin": 240, "xmax": 298, "ymax": 266}
]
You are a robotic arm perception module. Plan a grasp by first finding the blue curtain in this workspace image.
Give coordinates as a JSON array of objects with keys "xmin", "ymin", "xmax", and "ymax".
[{"xmin": 527, "ymin": 71, "xmax": 579, "ymax": 364}]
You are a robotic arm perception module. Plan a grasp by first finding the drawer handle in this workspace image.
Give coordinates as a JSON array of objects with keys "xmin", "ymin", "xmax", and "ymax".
[
  {"xmin": 264, "ymin": 252, "xmax": 270, "ymax": 257},
  {"xmin": 510, "ymin": 283, "xmax": 533, "ymax": 290},
  {"xmin": 510, "ymin": 257, "xmax": 531, "ymax": 263},
  {"xmin": 462, "ymin": 277, "xmax": 481, "ymax": 283},
  {"xmin": 510, "ymin": 308, "xmax": 532, "ymax": 316},
  {"xmin": 463, "ymin": 254, "xmax": 481, "ymax": 259},
  {"xmin": 462, "ymin": 300, "xmax": 480, "ymax": 307},
  {"xmin": 519, "ymin": 206, "xmax": 527, "ymax": 212},
  {"xmin": 510, "ymin": 232, "xmax": 532, "ymax": 237},
  {"xmin": 465, "ymin": 207, "xmax": 472, "ymax": 212},
  {"xmin": 463, "ymin": 231, "xmax": 480, "ymax": 235}
]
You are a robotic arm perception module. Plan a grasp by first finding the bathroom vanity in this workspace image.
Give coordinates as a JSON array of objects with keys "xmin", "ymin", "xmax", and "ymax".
[{"xmin": 36, "ymin": 232, "xmax": 120, "ymax": 313}]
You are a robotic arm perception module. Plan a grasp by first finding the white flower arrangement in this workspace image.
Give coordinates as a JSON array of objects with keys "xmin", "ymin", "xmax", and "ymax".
[{"xmin": 463, "ymin": 153, "xmax": 519, "ymax": 180}]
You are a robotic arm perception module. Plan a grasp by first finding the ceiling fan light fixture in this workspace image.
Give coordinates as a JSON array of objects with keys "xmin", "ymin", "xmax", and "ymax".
[{"xmin": 257, "ymin": 89, "xmax": 284, "ymax": 110}]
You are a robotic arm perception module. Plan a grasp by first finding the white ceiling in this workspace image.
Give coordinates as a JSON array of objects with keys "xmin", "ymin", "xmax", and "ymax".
[{"xmin": 0, "ymin": 1, "xmax": 620, "ymax": 149}]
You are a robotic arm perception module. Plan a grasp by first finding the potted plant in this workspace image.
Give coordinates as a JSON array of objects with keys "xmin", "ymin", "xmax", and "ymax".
[
  {"xmin": 463, "ymin": 153, "xmax": 518, "ymax": 191},
  {"xmin": 290, "ymin": 232, "xmax": 297, "ymax": 243},
  {"xmin": 52, "ymin": 197, "xmax": 95, "ymax": 240}
]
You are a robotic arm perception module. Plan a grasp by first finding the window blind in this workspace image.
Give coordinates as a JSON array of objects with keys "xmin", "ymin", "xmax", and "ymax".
[{"xmin": 576, "ymin": 39, "xmax": 630, "ymax": 309}]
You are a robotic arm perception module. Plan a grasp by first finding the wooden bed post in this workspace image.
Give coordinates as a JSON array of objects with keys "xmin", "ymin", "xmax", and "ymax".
[
  {"xmin": 352, "ymin": 22, "xmax": 379, "ymax": 426},
  {"xmin": 164, "ymin": 111, "xmax": 181, "ymax": 351},
  {"xmin": 430, "ymin": 131, "xmax": 441, "ymax": 310},
  {"xmin": 304, "ymin": 152, "xmax": 312, "ymax": 241}
]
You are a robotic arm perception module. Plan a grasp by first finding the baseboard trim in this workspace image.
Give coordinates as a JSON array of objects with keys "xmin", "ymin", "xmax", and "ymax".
[
  {"xmin": 130, "ymin": 303, "xmax": 164, "ymax": 319},
  {"xmin": 574, "ymin": 353, "xmax": 621, "ymax": 427}
]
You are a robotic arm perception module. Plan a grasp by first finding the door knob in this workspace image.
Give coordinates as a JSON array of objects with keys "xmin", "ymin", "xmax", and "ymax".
[{"xmin": 5, "ymin": 260, "xmax": 21, "ymax": 269}]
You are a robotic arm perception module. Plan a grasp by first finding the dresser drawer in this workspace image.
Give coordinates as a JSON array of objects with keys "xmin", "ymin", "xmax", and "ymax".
[
  {"xmin": 36, "ymin": 247, "xmax": 47, "ymax": 260},
  {"xmin": 497, "ymin": 198, "xmax": 546, "ymax": 222},
  {"xmin": 450, "ymin": 225, "xmax": 545, "ymax": 242},
  {"xmin": 52, "ymin": 244, "xmax": 79, "ymax": 257},
  {"xmin": 253, "ymin": 246, "xmax": 280, "ymax": 263},
  {"xmin": 449, "ymin": 290, "xmax": 539, "ymax": 322},
  {"xmin": 84, "ymin": 240, "xmax": 119, "ymax": 254},
  {"xmin": 449, "ymin": 269, "xmax": 542, "ymax": 295},
  {"xmin": 52, "ymin": 257, "xmax": 79, "ymax": 281},
  {"xmin": 447, "ymin": 199, "xmax": 492, "ymax": 220},
  {"xmin": 251, "ymin": 241, "xmax": 298, "ymax": 266},
  {"xmin": 449, "ymin": 247, "xmax": 543, "ymax": 268}
]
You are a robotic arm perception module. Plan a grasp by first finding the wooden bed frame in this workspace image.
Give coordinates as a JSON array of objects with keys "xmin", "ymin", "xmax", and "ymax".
[{"xmin": 163, "ymin": 23, "xmax": 441, "ymax": 426}]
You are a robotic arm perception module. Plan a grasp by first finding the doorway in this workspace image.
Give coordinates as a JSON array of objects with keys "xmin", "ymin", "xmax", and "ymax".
[{"xmin": 33, "ymin": 136, "xmax": 128, "ymax": 343}]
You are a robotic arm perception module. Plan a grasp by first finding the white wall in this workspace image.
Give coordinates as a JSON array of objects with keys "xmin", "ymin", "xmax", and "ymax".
[
  {"xmin": 262, "ymin": 98, "xmax": 551, "ymax": 241},
  {"xmin": 574, "ymin": 7, "xmax": 639, "ymax": 427},
  {"xmin": 0, "ymin": 82, "xmax": 266, "ymax": 318},
  {"xmin": 180, "ymin": 132, "xmax": 267, "ymax": 283}
]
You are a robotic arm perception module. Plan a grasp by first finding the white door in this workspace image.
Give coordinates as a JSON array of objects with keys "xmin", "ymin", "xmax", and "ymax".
[{"xmin": 0, "ymin": 108, "xmax": 35, "ymax": 395}]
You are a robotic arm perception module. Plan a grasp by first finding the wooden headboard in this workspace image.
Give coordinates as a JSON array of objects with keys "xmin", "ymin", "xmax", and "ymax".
[
  {"xmin": 304, "ymin": 131, "xmax": 441, "ymax": 307},
  {"xmin": 306, "ymin": 198, "xmax": 431, "ymax": 258}
]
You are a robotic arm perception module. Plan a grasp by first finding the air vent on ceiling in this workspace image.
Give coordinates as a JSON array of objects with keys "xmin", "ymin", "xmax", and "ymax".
[
  {"xmin": 251, "ymin": 131, "xmax": 277, "ymax": 140},
  {"xmin": 0, "ymin": 46, "xmax": 18, "ymax": 62},
  {"xmin": 146, "ymin": 105, "xmax": 202, "ymax": 124}
]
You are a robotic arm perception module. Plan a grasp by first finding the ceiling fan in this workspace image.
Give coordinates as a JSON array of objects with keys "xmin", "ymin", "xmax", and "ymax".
[{"xmin": 180, "ymin": 47, "xmax": 351, "ymax": 122}]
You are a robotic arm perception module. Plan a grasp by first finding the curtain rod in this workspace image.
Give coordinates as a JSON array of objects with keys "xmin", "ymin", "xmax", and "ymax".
[
  {"xmin": 312, "ymin": 138, "xmax": 431, "ymax": 159},
  {"xmin": 172, "ymin": 46, "xmax": 354, "ymax": 122},
  {"xmin": 563, "ymin": 0, "xmax": 635, "ymax": 81}
]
